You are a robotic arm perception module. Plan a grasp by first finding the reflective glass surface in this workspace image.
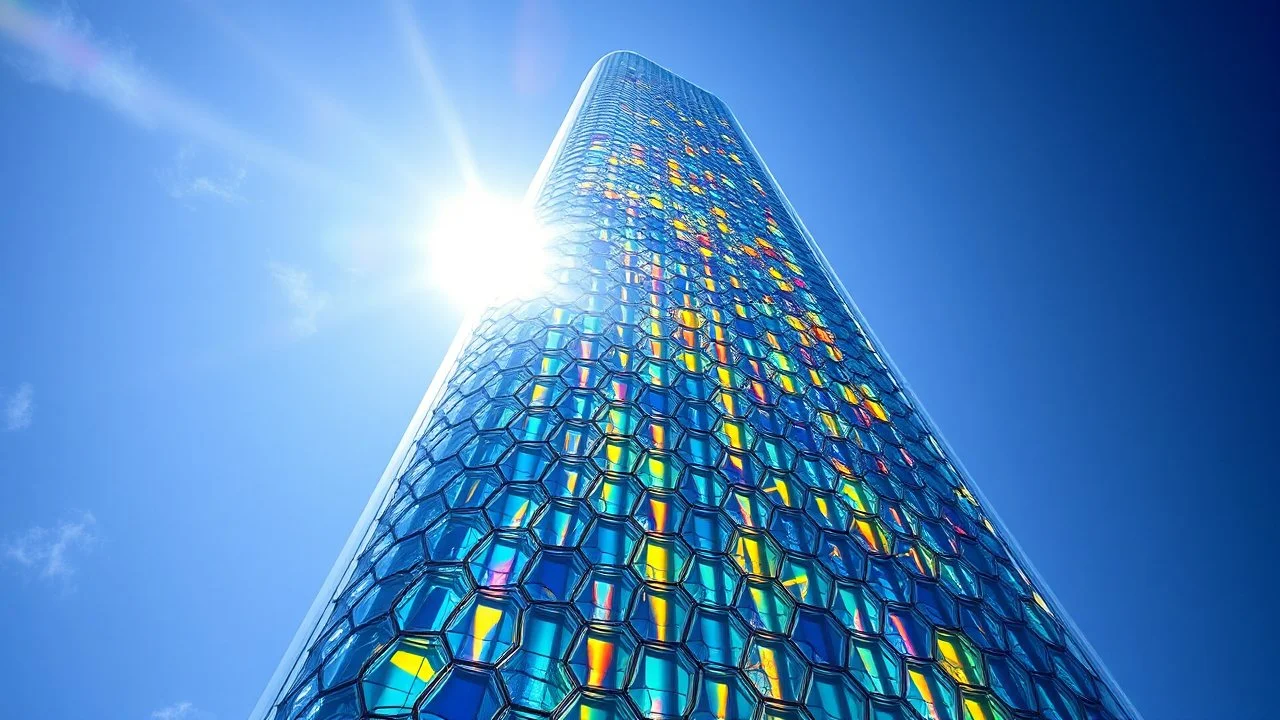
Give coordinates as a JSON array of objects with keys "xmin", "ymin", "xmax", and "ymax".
[{"xmin": 258, "ymin": 51, "xmax": 1137, "ymax": 720}]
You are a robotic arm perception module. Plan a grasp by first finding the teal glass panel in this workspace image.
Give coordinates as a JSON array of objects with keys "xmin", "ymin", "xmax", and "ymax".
[{"xmin": 257, "ymin": 51, "xmax": 1139, "ymax": 720}]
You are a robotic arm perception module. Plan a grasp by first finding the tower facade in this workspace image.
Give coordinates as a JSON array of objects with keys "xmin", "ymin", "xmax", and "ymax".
[{"xmin": 255, "ymin": 52, "xmax": 1138, "ymax": 720}]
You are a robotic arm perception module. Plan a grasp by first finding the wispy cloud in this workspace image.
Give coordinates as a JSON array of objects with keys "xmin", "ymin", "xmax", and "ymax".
[
  {"xmin": 269, "ymin": 262, "xmax": 327, "ymax": 337},
  {"xmin": 4, "ymin": 382, "xmax": 34, "ymax": 431},
  {"xmin": 0, "ymin": 1, "xmax": 346, "ymax": 194},
  {"xmin": 172, "ymin": 172, "xmax": 244, "ymax": 203},
  {"xmin": 161, "ymin": 144, "xmax": 246, "ymax": 206},
  {"xmin": 3, "ymin": 511, "xmax": 98, "ymax": 584},
  {"xmin": 2, "ymin": 1, "xmax": 151, "ymax": 124},
  {"xmin": 151, "ymin": 702, "xmax": 213, "ymax": 720}
]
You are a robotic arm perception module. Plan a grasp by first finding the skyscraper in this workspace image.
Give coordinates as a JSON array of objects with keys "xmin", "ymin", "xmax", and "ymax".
[{"xmin": 254, "ymin": 51, "xmax": 1139, "ymax": 720}]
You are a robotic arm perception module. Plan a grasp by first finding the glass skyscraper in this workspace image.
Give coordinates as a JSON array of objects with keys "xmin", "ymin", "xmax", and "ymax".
[{"xmin": 254, "ymin": 52, "xmax": 1139, "ymax": 720}]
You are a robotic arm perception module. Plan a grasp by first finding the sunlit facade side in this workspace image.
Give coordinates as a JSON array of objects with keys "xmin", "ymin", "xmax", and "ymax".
[{"xmin": 255, "ymin": 51, "xmax": 1140, "ymax": 720}]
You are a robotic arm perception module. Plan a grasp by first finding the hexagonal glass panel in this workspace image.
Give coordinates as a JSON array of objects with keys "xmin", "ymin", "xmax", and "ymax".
[
  {"xmin": 627, "ymin": 645, "xmax": 697, "ymax": 719},
  {"xmin": 360, "ymin": 636, "xmax": 449, "ymax": 715},
  {"xmin": 569, "ymin": 625, "xmax": 638, "ymax": 690},
  {"xmin": 260, "ymin": 52, "xmax": 1139, "ymax": 720},
  {"xmin": 445, "ymin": 591, "xmax": 525, "ymax": 665}
]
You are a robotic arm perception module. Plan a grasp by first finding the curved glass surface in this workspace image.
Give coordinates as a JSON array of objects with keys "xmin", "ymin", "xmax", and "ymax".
[{"xmin": 254, "ymin": 51, "xmax": 1140, "ymax": 720}]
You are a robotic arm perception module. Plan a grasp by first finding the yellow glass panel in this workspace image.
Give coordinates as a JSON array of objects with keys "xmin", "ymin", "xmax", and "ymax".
[
  {"xmin": 736, "ymin": 535, "xmax": 763, "ymax": 572},
  {"xmin": 646, "ymin": 542, "xmax": 670, "ymax": 582},
  {"xmin": 713, "ymin": 677, "xmax": 729, "ymax": 718},
  {"xmin": 586, "ymin": 637, "xmax": 614, "ymax": 687},
  {"xmin": 650, "ymin": 592, "xmax": 669, "ymax": 642},
  {"xmin": 840, "ymin": 480, "xmax": 875, "ymax": 514},
  {"xmin": 764, "ymin": 477, "xmax": 792, "ymax": 507},
  {"xmin": 856, "ymin": 519, "xmax": 890, "ymax": 554},
  {"xmin": 865, "ymin": 399, "xmax": 888, "ymax": 421},
  {"xmin": 781, "ymin": 571, "xmax": 809, "ymax": 601},
  {"xmin": 472, "ymin": 604, "xmax": 503, "ymax": 661},
  {"xmin": 908, "ymin": 667, "xmax": 944, "ymax": 720},
  {"xmin": 937, "ymin": 635, "xmax": 978, "ymax": 685},
  {"xmin": 814, "ymin": 495, "xmax": 830, "ymax": 518},
  {"xmin": 389, "ymin": 649, "xmax": 437, "ymax": 683},
  {"xmin": 650, "ymin": 497, "xmax": 669, "ymax": 533},
  {"xmin": 758, "ymin": 646, "xmax": 782, "ymax": 698},
  {"xmin": 722, "ymin": 423, "xmax": 744, "ymax": 449}
]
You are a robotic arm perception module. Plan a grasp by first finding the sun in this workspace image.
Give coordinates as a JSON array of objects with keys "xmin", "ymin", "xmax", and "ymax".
[{"xmin": 424, "ymin": 189, "xmax": 550, "ymax": 309}]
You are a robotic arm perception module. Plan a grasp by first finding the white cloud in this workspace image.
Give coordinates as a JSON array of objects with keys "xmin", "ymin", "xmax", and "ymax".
[
  {"xmin": 4, "ymin": 382, "xmax": 33, "ymax": 431},
  {"xmin": 269, "ymin": 262, "xmax": 328, "ymax": 337},
  {"xmin": 161, "ymin": 144, "xmax": 246, "ymax": 206},
  {"xmin": 150, "ymin": 702, "xmax": 213, "ymax": 720},
  {"xmin": 151, "ymin": 703, "xmax": 194, "ymax": 720},
  {"xmin": 3, "ymin": 511, "xmax": 97, "ymax": 583},
  {"xmin": 173, "ymin": 172, "xmax": 245, "ymax": 202}
]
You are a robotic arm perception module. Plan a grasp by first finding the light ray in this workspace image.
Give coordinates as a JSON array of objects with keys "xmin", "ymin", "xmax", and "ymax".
[
  {"xmin": 388, "ymin": 0, "xmax": 479, "ymax": 188},
  {"xmin": 184, "ymin": 0, "xmax": 431, "ymax": 198}
]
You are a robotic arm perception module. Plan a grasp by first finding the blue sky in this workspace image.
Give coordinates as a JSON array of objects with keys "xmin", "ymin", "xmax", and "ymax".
[{"xmin": 1, "ymin": 1, "xmax": 1277, "ymax": 719}]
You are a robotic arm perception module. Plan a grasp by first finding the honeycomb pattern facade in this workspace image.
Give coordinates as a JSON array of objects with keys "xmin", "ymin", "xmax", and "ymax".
[{"xmin": 257, "ymin": 52, "xmax": 1138, "ymax": 720}]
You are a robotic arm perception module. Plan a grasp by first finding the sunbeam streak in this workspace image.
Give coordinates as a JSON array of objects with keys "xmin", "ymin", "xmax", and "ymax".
[
  {"xmin": 185, "ymin": 0, "xmax": 432, "ymax": 199},
  {"xmin": 389, "ymin": 0, "xmax": 479, "ymax": 189}
]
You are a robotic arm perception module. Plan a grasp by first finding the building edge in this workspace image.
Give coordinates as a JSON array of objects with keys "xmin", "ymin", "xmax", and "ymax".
[
  {"xmin": 246, "ymin": 52, "xmax": 611, "ymax": 720},
  {"xmin": 249, "ymin": 49, "xmax": 1145, "ymax": 720},
  {"xmin": 712, "ymin": 67, "xmax": 1148, "ymax": 720},
  {"xmin": 580, "ymin": 47, "xmax": 1145, "ymax": 720}
]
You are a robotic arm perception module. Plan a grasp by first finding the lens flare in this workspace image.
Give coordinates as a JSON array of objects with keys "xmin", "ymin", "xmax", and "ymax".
[{"xmin": 424, "ymin": 190, "xmax": 549, "ymax": 308}]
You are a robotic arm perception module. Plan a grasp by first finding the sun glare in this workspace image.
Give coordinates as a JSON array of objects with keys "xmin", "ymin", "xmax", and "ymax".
[{"xmin": 425, "ymin": 190, "xmax": 549, "ymax": 308}]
